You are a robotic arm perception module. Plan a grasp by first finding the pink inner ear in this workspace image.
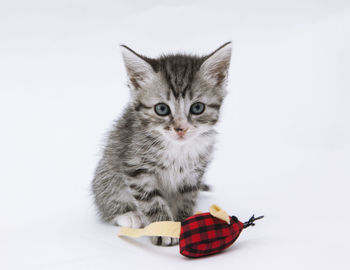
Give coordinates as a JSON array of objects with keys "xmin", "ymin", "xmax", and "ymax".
[{"xmin": 199, "ymin": 42, "xmax": 232, "ymax": 86}]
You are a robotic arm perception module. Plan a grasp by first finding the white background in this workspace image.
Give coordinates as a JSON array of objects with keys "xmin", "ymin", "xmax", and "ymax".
[{"xmin": 1, "ymin": 0, "xmax": 349, "ymax": 269}]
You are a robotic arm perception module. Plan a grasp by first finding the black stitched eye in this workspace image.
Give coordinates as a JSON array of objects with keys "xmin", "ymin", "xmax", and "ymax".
[
  {"xmin": 190, "ymin": 102, "xmax": 205, "ymax": 115},
  {"xmin": 154, "ymin": 103, "xmax": 171, "ymax": 116}
]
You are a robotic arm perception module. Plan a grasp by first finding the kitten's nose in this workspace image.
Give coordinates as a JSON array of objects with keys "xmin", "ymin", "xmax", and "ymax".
[
  {"xmin": 173, "ymin": 118, "xmax": 189, "ymax": 137},
  {"xmin": 174, "ymin": 126, "xmax": 188, "ymax": 137}
]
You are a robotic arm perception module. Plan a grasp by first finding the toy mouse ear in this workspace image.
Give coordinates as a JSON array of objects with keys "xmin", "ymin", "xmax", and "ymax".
[
  {"xmin": 209, "ymin": 204, "xmax": 230, "ymax": 224},
  {"xmin": 199, "ymin": 42, "xmax": 232, "ymax": 87}
]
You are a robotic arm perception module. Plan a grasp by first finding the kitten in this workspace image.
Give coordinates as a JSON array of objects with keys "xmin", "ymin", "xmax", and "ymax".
[{"xmin": 92, "ymin": 42, "xmax": 232, "ymax": 246}]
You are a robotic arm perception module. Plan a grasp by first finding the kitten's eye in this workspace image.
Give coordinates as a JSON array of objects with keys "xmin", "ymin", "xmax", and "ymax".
[
  {"xmin": 190, "ymin": 102, "xmax": 205, "ymax": 115},
  {"xmin": 154, "ymin": 103, "xmax": 171, "ymax": 116}
]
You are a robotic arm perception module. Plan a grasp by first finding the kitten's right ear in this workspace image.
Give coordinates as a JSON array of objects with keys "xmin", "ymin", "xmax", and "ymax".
[
  {"xmin": 120, "ymin": 45, "xmax": 156, "ymax": 89},
  {"xmin": 199, "ymin": 42, "xmax": 232, "ymax": 87}
]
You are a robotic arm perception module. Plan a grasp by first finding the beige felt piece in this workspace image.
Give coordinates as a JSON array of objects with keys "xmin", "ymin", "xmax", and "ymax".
[
  {"xmin": 209, "ymin": 204, "xmax": 230, "ymax": 224},
  {"xmin": 118, "ymin": 221, "xmax": 181, "ymax": 238},
  {"xmin": 117, "ymin": 205, "xmax": 229, "ymax": 238}
]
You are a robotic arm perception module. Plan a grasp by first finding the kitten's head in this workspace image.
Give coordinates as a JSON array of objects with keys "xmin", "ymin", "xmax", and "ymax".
[{"xmin": 121, "ymin": 42, "xmax": 232, "ymax": 143}]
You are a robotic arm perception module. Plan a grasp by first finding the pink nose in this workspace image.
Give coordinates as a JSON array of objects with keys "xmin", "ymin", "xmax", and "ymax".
[{"xmin": 174, "ymin": 127, "xmax": 188, "ymax": 137}]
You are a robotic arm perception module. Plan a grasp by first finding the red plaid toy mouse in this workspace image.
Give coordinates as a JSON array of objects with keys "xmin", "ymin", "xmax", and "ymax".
[{"xmin": 118, "ymin": 205, "xmax": 263, "ymax": 258}]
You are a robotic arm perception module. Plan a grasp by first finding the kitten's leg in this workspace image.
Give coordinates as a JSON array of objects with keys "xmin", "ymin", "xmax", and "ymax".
[
  {"xmin": 92, "ymin": 164, "xmax": 141, "ymax": 225},
  {"xmin": 127, "ymin": 177, "xmax": 178, "ymax": 246},
  {"xmin": 113, "ymin": 211, "xmax": 146, "ymax": 228},
  {"xmin": 174, "ymin": 183, "xmax": 200, "ymax": 222}
]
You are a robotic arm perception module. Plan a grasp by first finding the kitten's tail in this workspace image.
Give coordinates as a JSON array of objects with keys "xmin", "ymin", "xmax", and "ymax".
[{"xmin": 199, "ymin": 183, "xmax": 211, "ymax": 192}]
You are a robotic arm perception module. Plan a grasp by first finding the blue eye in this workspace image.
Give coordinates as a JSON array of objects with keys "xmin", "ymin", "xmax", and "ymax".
[
  {"xmin": 154, "ymin": 103, "xmax": 171, "ymax": 116},
  {"xmin": 190, "ymin": 102, "xmax": 205, "ymax": 115}
]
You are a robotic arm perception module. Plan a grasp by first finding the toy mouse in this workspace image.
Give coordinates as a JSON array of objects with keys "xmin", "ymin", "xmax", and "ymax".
[{"xmin": 118, "ymin": 204, "xmax": 263, "ymax": 258}]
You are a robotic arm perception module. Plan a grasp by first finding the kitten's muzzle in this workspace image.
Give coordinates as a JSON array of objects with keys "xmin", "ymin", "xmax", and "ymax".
[{"xmin": 174, "ymin": 127, "xmax": 188, "ymax": 137}]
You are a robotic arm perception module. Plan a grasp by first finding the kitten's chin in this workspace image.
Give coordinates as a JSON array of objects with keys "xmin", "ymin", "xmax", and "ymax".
[
  {"xmin": 172, "ymin": 135, "xmax": 191, "ymax": 143},
  {"xmin": 165, "ymin": 134, "xmax": 193, "ymax": 144}
]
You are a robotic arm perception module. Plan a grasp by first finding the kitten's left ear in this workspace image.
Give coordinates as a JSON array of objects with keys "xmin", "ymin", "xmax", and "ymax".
[{"xmin": 200, "ymin": 42, "xmax": 232, "ymax": 86}]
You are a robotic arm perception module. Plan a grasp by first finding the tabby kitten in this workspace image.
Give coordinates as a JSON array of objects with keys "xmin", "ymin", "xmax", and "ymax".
[{"xmin": 92, "ymin": 42, "xmax": 232, "ymax": 246}]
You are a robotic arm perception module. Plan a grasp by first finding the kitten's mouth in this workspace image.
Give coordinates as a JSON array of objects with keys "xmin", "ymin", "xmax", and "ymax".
[
  {"xmin": 173, "ymin": 131, "xmax": 196, "ymax": 142},
  {"xmin": 160, "ymin": 127, "xmax": 196, "ymax": 143},
  {"xmin": 167, "ymin": 132, "xmax": 190, "ymax": 143}
]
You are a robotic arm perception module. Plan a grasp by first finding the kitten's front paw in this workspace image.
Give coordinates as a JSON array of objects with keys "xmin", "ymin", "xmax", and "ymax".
[
  {"xmin": 151, "ymin": 236, "xmax": 179, "ymax": 246},
  {"xmin": 113, "ymin": 211, "xmax": 145, "ymax": 228}
]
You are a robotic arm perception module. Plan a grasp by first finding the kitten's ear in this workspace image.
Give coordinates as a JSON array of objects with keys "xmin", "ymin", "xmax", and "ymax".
[
  {"xmin": 120, "ymin": 45, "xmax": 156, "ymax": 89},
  {"xmin": 200, "ymin": 42, "xmax": 232, "ymax": 86}
]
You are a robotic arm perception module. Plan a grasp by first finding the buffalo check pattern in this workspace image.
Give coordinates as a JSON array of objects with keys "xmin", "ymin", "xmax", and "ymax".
[{"xmin": 179, "ymin": 212, "xmax": 244, "ymax": 258}]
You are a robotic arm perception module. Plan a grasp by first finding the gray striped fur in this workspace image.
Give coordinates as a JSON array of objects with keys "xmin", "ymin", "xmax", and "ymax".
[{"xmin": 92, "ymin": 42, "xmax": 232, "ymax": 246}]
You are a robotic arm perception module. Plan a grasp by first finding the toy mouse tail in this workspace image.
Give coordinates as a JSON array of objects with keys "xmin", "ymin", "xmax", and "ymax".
[
  {"xmin": 243, "ymin": 215, "xmax": 264, "ymax": 228},
  {"xmin": 118, "ymin": 221, "xmax": 181, "ymax": 238}
]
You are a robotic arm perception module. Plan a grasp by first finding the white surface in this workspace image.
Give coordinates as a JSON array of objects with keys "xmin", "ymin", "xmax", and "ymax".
[{"xmin": 1, "ymin": 0, "xmax": 349, "ymax": 269}]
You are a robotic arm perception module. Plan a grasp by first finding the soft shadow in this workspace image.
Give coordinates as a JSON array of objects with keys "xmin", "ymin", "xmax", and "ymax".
[
  {"xmin": 178, "ymin": 238, "xmax": 267, "ymax": 261},
  {"xmin": 118, "ymin": 236, "xmax": 180, "ymax": 259}
]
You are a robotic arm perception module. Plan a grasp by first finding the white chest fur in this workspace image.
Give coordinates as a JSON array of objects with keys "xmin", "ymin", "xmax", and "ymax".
[{"xmin": 156, "ymin": 134, "xmax": 214, "ymax": 193}]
